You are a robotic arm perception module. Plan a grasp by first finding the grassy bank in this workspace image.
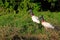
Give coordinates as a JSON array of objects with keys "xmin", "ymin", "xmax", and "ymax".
[{"xmin": 0, "ymin": 10, "xmax": 60, "ymax": 40}]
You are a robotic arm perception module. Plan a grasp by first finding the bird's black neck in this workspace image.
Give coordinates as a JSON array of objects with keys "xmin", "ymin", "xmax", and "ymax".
[{"xmin": 30, "ymin": 12, "xmax": 34, "ymax": 16}]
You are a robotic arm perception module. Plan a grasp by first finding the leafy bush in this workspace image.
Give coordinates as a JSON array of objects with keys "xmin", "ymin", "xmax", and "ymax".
[{"xmin": 0, "ymin": 0, "xmax": 60, "ymax": 40}]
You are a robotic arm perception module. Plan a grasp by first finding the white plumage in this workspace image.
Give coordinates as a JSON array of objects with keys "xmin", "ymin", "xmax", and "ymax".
[
  {"xmin": 40, "ymin": 15, "xmax": 54, "ymax": 29},
  {"xmin": 41, "ymin": 21, "xmax": 54, "ymax": 29},
  {"xmin": 31, "ymin": 16, "xmax": 40, "ymax": 23},
  {"xmin": 29, "ymin": 9, "xmax": 40, "ymax": 24}
]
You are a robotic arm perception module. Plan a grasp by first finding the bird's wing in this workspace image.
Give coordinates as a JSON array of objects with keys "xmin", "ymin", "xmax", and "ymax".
[
  {"xmin": 35, "ymin": 16, "xmax": 39, "ymax": 20},
  {"xmin": 32, "ymin": 16, "xmax": 40, "ymax": 23},
  {"xmin": 42, "ymin": 22, "xmax": 54, "ymax": 29}
]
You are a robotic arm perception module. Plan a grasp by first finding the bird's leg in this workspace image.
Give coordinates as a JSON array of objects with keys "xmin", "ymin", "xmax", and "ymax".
[
  {"xmin": 45, "ymin": 27, "xmax": 48, "ymax": 31},
  {"xmin": 45, "ymin": 27, "xmax": 49, "ymax": 36}
]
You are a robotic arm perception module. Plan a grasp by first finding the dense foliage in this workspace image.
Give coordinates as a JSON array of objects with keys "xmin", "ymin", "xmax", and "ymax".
[
  {"xmin": 0, "ymin": 0, "xmax": 60, "ymax": 13},
  {"xmin": 0, "ymin": 0, "xmax": 60, "ymax": 40}
]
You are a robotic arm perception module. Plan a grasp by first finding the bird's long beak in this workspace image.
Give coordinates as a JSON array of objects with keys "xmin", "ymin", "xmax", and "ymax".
[
  {"xmin": 39, "ymin": 16, "xmax": 42, "ymax": 21},
  {"xmin": 28, "ymin": 9, "xmax": 33, "ymax": 14},
  {"xmin": 28, "ymin": 9, "xmax": 34, "ymax": 16}
]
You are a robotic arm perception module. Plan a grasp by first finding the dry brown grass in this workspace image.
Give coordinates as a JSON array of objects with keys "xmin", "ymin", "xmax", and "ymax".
[{"xmin": 0, "ymin": 26, "xmax": 60, "ymax": 40}]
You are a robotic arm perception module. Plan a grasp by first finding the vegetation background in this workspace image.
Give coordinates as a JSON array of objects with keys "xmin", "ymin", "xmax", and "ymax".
[{"xmin": 0, "ymin": 0, "xmax": 60, "ymax": 40}]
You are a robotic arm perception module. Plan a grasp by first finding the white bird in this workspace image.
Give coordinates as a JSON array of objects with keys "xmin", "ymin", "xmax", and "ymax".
[
  {"xmin": 29, "ymin": 9, "xmax": 40, "ymax": 24},
  {"xmin": 40, "ymin": 15, "xmax": 54, "ymax": 29}
]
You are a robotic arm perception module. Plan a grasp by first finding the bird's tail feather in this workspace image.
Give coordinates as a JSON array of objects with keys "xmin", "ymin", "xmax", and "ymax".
[
  {"xmin": 54, "ymin": 26, "xmax": 60, "ymax": 31},
  {"xmin": 51, "ymin": 26, "xmax": 54, "ymax": 29}
]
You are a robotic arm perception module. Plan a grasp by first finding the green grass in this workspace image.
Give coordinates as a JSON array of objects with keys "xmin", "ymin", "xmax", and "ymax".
[{"xmin": 0, "ymin": 10, "xmax": 60, "ymax": 40}]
